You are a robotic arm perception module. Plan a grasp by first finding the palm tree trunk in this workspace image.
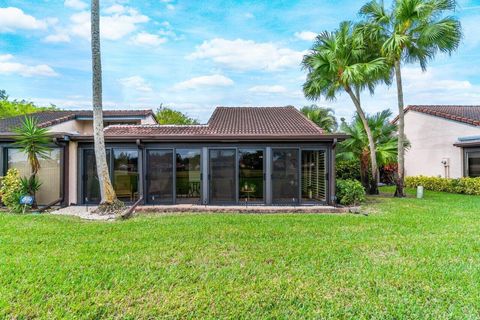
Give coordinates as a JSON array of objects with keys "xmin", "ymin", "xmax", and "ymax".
[
  {"xmin": 345, "ymin": 85, "xmax": 379, "ymax": 195},
  {"xmin": 394, "ymin": 60, "xmax": 406, "ymax": 197},
  {"xmin": 91, "ymin": 0, "xmax": 116, "ymax": 205}
]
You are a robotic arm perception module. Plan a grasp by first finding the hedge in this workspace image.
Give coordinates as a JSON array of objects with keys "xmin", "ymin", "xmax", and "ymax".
[{"xmin": 405, "ymin": 176, "xmax": 480, "ymax": 196}]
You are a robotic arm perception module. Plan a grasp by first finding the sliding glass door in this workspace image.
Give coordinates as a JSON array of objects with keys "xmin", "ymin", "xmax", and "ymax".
[
  {"xmin": 83, "ymin": 149, "xmax": 111, "ymax": 204},
  {"xmin": 301, "ymin": 150, "xmax": 327, "ymax": 203},
  {"xmin": 238, "ymin": 149, "xmax": 264, "ymax": 203},
  {"xmin": 272, "ymin": 149, "xmax": 299, "ymax": 204},
  {"xmin": 176, "ymin": 149, "xmax": 201, "ymax": 204},
  {"xmin": 146, "ymin": 149, "xmax": 174, "ymax": 204},
  {"xmin": 112, "ymin": 149, "xmax": 139, "ymax": 202},
  {"xmin": 466, "ymin": 150, "xmax": 480, "ymax": 177},
  {"xmin": 209, "ymin": 149, "xmax": 236, "ymax": 203}
]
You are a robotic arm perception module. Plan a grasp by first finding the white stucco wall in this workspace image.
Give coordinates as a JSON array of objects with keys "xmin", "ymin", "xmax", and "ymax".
[{"xmin": 404, "ymin": 111, "xmax": 480, "ymax": 178}]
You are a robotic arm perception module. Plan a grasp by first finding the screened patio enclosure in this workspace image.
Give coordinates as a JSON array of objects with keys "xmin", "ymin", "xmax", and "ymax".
[{"xmin": 79, "ymin": 145, "xmax": 331, "ymax": 206}]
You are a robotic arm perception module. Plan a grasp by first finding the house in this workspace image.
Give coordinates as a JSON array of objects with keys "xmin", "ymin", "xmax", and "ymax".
[
  {"xmin": 403, "ymin": 105, "xmax": 480, "ymax": 178},
  {"xmin": 0, "ymin": 106, "xmax": 346, "ymax": 207}
]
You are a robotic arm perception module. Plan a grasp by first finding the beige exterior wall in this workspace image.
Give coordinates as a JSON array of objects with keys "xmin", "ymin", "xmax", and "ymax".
[
  {"xmin": 404, "ymin": 111, "xmax": 480, "ymax": 178},
  {"xmin": 142, "ymin": 115, "xmax": 157, "ymax": 124}
]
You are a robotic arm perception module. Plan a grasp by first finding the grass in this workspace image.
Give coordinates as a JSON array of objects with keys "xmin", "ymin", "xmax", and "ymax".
[{"xmin": 1, "ymin": 187, "xmax": 480, "ymax": 319}]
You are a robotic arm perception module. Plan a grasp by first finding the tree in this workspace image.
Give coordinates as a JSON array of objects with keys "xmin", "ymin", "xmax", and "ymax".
[
  {"xmin": 302, "ymin": 21, "xmax": 390, "ymax": 194},
  {"xmin": 337, "ymin": 109, "xmax": 400, "ymax": 192},
  {"xmin": 300, "ymin": 105, "xmax": 338, "ymax": 132},
  {"xmin": 359, "ymin": 0, "xmax": 462, "ymax": 197},
  {"xmin": 0, "ymin": 90, "xmax": 58, "ymax": 119},
  {"xmin": 13, "ymin": 117, "xmax": 52, "ymax": 208},
  {"xmin": 91, "ymin": 0, "xmax": 117, "ymax": 206},
  {"xmin": 155, "ymin": 105, "xmax": 199, "ymax": 125}
]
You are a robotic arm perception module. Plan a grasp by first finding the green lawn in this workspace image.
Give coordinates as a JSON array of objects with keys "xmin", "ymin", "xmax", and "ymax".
[{"xmin": 1, "ymin": 187, "xmax": 480, "ymax": 319}]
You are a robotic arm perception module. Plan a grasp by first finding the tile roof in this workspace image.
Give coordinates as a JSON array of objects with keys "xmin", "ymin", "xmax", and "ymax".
[
  {"xmin": 0, "ymin": 110, "xmax": 155, "ymax": 133},
  {"xmin": 404, "ymin": 105, "xmax": 480, "ymax": 126},
  {"xmin": 104, "ymin": 106, "xmax": 332, "ymax": 140}
]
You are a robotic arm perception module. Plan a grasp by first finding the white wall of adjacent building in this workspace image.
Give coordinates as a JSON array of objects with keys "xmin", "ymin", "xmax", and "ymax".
[{"xmin": 404, "ymin": 111, "xmax": 480, "ymax": 178}]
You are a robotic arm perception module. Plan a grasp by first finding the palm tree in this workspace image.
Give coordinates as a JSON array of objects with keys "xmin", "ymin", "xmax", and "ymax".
[
  {"xmin": 300, "ymin": 105, "xmax": 338, "ymax": 132},
  {"xmin": 302, "ymin": 21, "xmax": 390, "ymax": 194},
  {"xmin": 338, "ymin": 110, "xmax": 400, "ymax": 192},
  {"xmin": 359, "ymin": 0, "xmax": 462, "ymax": 197},
  {"xmin": 13, "ymin": 116, "xmax": 52, "ymax": 207},
  {"xmin": 91, "ymin": 0, "xmax": 117, "ymax": 205}
]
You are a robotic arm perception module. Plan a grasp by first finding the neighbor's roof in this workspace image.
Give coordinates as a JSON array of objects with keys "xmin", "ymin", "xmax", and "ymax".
[
  {"xmin": 0, "ymin": 109, "xmax": 155, "ymax": 133},
  {"xmin": 400, "ymin": 105, "xmax": 480, "ymax": 126},
  {"xmin": 104, "ymin": 106, "xmax": 344, "ymax": 141}
]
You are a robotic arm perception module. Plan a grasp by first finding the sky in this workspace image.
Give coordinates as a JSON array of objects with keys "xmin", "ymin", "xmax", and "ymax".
[{"xmin": 1, "ymin": 0, "xmax": 480, "ymax": 123}]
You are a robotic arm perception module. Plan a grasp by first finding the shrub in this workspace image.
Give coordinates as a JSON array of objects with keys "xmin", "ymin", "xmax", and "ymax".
[
  {"xmin": 336, "ymin": 179, "xmax": 366, "ymax": 206},
  {"xmin": 0, "ymin": 168, "xmax": 26, "ymax": 213},
  {"xmin": 336, "ymin": 160, "xmax": 361, "ymax": 181},
  {"xmin": 405, "ymin": 176, "xmax": 480, "ymax": 195}
]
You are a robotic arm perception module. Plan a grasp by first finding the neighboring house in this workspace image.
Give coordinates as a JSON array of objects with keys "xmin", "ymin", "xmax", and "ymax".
[
  {"xmin": 0, "ymin": 106, "xmax": 346, "ymax": 207},
  {"xmin": 402, "ymin": 105, "xmax": 480, "ymax": 178}
]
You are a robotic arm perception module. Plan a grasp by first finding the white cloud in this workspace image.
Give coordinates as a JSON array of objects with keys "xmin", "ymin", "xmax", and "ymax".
[
  {"xmin": 188, "ymin": 38, "xmax": 305, "ymax": 71},
  {"xmin": 64, "ymin": 0, "xmax": 88, "ymax": 10},
  {"xmin": 119, "ymin": 76, "xmax": 153, "ymax": 92},
  {"xmin": 244, "ymin": 13, "xmax": 254, "ymax": 19},
  {"xmin": 69, "ymin": 8, "xmax": 149, "ymax": 41},
  {"xmin": 248, "ymin": 85, "xmax": 288, "ymax": 94},
  {"xmin": 0, "ymin": 7, "xmax": 48, "ymax": 32},
  {"xmin": 104, "ymin": 4, "xmax": 126, "ymax": 15},
  {"xmin": 0, "ymin": 54, "xmax": 58, "ymax": 77},
  {"xmin": 131, "ymin": 32, "xmax": 167, "ymax": 47},
  {"xmin": 173, "ymin": 74, "xmax": 234, "ymax": 90},
  {"xmin": 160, "ymin": 0, "xmax": 175, "ymax": 10},
  {"xmin": 294, "ymin": 31, "xmax": 317, "ymax": 41},
  {"xmin": 44, "ymin": 32, "xmax": 71, "ymax": 43}
]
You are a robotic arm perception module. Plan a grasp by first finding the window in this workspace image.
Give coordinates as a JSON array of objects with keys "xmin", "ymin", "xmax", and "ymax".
[
  {"xmin": 301, "ymin": 150, "xmax": 327, "ymax": 203},
  {"xmin": 238, "ymin": 149, "xmax": 264, "ymax": 203},
  {"xmin": 466, "ymin": 150, "xmax": 480, "ymax": 177},
  {"xmin": 7, "ymin": 148, "xmax": 62, "ymax": 205},
  {"xmin": 176, "ymin": 149, "xmax": 201, "ymax": 204},
  {"xmin": 146, "ymin": 149, "xmax": 174, "ymax": 204}
]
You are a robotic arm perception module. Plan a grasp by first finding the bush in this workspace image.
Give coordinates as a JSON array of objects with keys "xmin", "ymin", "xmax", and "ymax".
[
  {"xmin": 336, "ymin": 179, "xmax": 366, "ymax": 206},
  {"xmin": 0, "ymin": 168, "xmax": 26, "ymax": 213},
  {"xmin": 336, "ymin": 160, "xmax": 361, "ymax": 181},
  {"xmin": 405, "ymin": 176, "xmax": 480, "ymax": 195}
]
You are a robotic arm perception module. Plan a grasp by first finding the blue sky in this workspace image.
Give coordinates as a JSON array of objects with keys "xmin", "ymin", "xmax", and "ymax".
[{"xmin": 1, "ymin": 0, "xmax": 480, "ymax": 122}]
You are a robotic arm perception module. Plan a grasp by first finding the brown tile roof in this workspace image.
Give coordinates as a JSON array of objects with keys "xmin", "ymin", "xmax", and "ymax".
[
  {"xmin": 0, "ymin": 109, "xmax": 155, "ymax": 132},
  {"xmin": 103, "ymin": 106, "xmax": 341, "ymax": 141},
  {"xmin": 403, "ymin": 105, "xmax": 480, "ymax": 126}
]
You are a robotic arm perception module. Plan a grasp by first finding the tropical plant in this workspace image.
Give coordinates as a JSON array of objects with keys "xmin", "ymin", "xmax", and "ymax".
[
  {"xmin": 359, "ymin": 0, "xmax": 462, "ymax": 197},
  {"xmin": 337, "ymin": 109, "xmax": 401, "ymax": 193},
  {"xmin": 302, "ymin": 21, "xmax": 391, "ymax": 194},
  {"xmin": 13, "ymin": 116, "xmax": 52, "ymax": 207},
  {"xmin": 0, "ymin": 90, "xmax": 57, "ymax": 119},
  {"xmin": 0, "ymin": 168, "xmax": 25, "ymax": 213},
  {"xmin": 300, "ymin": 105, "xmax": 338, "ymax": 132},
  {"xmin": 155, "ymin": 105, "xmax": 199, "ymax": 125},
  {"xmin": 91, "ymin": 0, "xmax": 118, "ymax": 207}
]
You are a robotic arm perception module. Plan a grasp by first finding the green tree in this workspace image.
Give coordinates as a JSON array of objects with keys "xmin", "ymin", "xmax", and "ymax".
[
  {"xmin": 359, "ymin": 0, "xmax": 462, "ymax": 197},
  {"xmin": 302, "ymin": 21, "xmax": 390, "ymax": 194},
  {"xmin": 0, "ymin": 90, "xmax": 57, "ymax": 119},
  {"xmin": 338, "ymin": 110, "xmax": 400, "ymax": 192},
  {"xmin": 300, "ymin": 105, "xmax": 338, "ymax": 132},
  {"xmin": 13, "ymin": 117, "xmax": 52, "ymax": 208},
  {"xmin": 91, "ymin": 0, "xmax": 117, "ymax": 206},
  {"xmin": 155, "ymin": 105, "xmax": 199, "ymax": 125}
]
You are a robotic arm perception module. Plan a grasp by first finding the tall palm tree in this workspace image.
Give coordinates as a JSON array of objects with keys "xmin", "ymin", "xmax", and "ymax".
[
  {"xmin": 359, "ymin": 0, "xmax": 462, "ymax": 197},
  {"xmin": 300, "ymin": 105, "xmax": 338, "ymax": 132},
  {"xmin": 338, "ymin": 109, "xmax": 400, "ymax": 192},
  {"xmin": 91, "ymin": 0, "xmax": 117, "ymax": 205},
  {"xmin": 302, "ymin": 21, "xmax": 390, "ymax": 194}
]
